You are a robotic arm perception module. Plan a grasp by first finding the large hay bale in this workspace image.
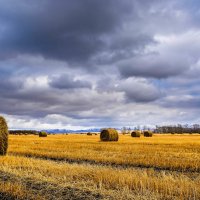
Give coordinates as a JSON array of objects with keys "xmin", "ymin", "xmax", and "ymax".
[
  {"xmin": 100, "ymin": 128, "xmax": 119, "ymax": 141},
  {"xmin": 39, "ymin": 131, "xmax": 47, "ymax": 137},
  {"xmin": 0, "ymin": 116, "xmax": 9, "ymax": 155},
  {"xmin": 144, "ymin": 131, "xmax": 153, "ymax": 137},
  {"xmin": 131, "ymin": 131, "xmax": 141, "ymax": 137}
]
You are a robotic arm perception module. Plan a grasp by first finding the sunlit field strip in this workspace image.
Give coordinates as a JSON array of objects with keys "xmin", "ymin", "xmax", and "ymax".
[
  {"xmin": 8, "ymin": 134, "xmax": 200, "ymax": 172},
  {"xmin": 0, "ymin": 155, "xmax": 199, "ymax": 200}
]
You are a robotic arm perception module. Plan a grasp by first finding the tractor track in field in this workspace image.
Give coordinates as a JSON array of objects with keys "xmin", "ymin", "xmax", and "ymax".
[{"xmin": 9, "ymin": 152, "xmax": 200, "ymax": 175}]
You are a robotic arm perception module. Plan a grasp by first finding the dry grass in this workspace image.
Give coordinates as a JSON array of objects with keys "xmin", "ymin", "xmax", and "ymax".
[
  {"xmin": 9, "ymin": 134, "xmax": 200, "ymax": 172},
  {"xmin": 0, "ymin": 134, "xmax": 199, "ymax": 199}
]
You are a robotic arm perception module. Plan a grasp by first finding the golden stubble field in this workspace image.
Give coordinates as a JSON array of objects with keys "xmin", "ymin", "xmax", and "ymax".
[{"xmin": 0, "ymin": 134, "xmax": 200, "ymax": 200}]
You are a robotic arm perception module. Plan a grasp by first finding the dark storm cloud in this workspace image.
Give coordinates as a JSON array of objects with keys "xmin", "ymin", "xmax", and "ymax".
[
  {"xmin": 0, "ymin": 0, "xmax": 199, "ymax": 67},
  {"xmin": 49, "ymin": 74, "xmax": 91, "ymax": 89},
  {"xmin": 0, "ymin": 0, "xmax": 136, "ymax": 63}
]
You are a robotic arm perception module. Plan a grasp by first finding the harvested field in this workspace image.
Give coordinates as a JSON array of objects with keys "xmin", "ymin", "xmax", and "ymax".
[{"xmin": 1, "ymin": 134, "xmax": 200, "ymax": 199}]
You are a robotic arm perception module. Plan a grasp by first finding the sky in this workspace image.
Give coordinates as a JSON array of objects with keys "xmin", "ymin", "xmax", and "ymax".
[{"xmin": 0, "ymin": 0, "xmax": 200, "ymax": 130}]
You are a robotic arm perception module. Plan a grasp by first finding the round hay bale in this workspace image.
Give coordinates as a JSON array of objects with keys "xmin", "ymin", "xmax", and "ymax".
[
  {"xmin": 87, "ymin": 132, "xmax": 92, "ymax": 136},
  {"xmin": 39, "ymin": 131, "xmax": 47, "ymax": 137},
  {"xmin": 131, "ymin": 131, "xmax": 141, "ymax": 137},
  {"xmin": 0, "ymin": 116, "xmax": 9, "ymax": 156},
  {"xmin": 100, "ymin": 128, "xmax": 119, "ymax": 141},
  {"xmin": 144, "ymin": 131, "xmax": 153, "ymax": 137}
]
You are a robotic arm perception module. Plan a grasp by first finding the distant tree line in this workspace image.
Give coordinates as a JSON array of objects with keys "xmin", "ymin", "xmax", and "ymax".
[
  {"xmin": 121, "ymin": 127, "xmax": 131, "ymax": 134},
  {"xmin": 155, "ymin": 124, "xmax": 200, "ymax": 134},
  {"xmin": 9, "ymin": 130, "xmax": 39, "ymax": 135}
]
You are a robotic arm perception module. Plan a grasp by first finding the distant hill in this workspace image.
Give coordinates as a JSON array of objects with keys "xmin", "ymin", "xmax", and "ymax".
[{"xmin": 42, "ymin": 128, "xmax": 102, "ymax": 134}]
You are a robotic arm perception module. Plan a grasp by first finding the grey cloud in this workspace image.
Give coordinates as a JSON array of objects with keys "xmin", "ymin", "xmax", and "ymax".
[
  {"xmin": 0, "ymin": 79, "xmax": 23, "ymax": 92},
  {"xmin": 0, "ymin": 80, "xmax": 123, "ymax": 118},
  {"xmin": 118, "ymin": 29, "xmax": 200, "ymax": 79},
  {"xmin": 0, "ymin": 67, "xmax": 24, "ymax": 93},
  {"xmin": 160, "ymin": 95, "xmax": 200, "ymax": 109},
  {"xmin": 92, "ymin": 33, "xmax": 155, "ymax": 65},
  {"xmin": 95, "ymin": 76, "xmax": 117, "ymax": 92},
  {"xmin": 49, "ymin": 74, "xmax": 91, "ymax": 89},
  {"xmin": 118, "ymin": 54, "xmax": 189, "ymax": 79},
  {"xmin": 117, "ymin": 78, "xmax": 161, "ymax": 102}
]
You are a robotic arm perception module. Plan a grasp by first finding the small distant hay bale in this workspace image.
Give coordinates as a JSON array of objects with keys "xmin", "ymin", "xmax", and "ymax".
[
  {"xmin": 144, "ymin": 131, "xmax": 153, "ymax": 137},
  {"xmin": 0, "ymin": 116, "xmax": 9, "ymax": 156},
  {"xmin": 131, "ymin": 131, "xmax": 141, "ymax": 137},
  {"xmin": 87, "ymin": 132, "xmax": 92, "ymax": 136},
  {"xmin": 39, "ymin": 131, "xmax": 47, "ymax": 137},
  {"xmin": 100, "ymin": 128, "xmax": 119, "ymax": 141}
]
